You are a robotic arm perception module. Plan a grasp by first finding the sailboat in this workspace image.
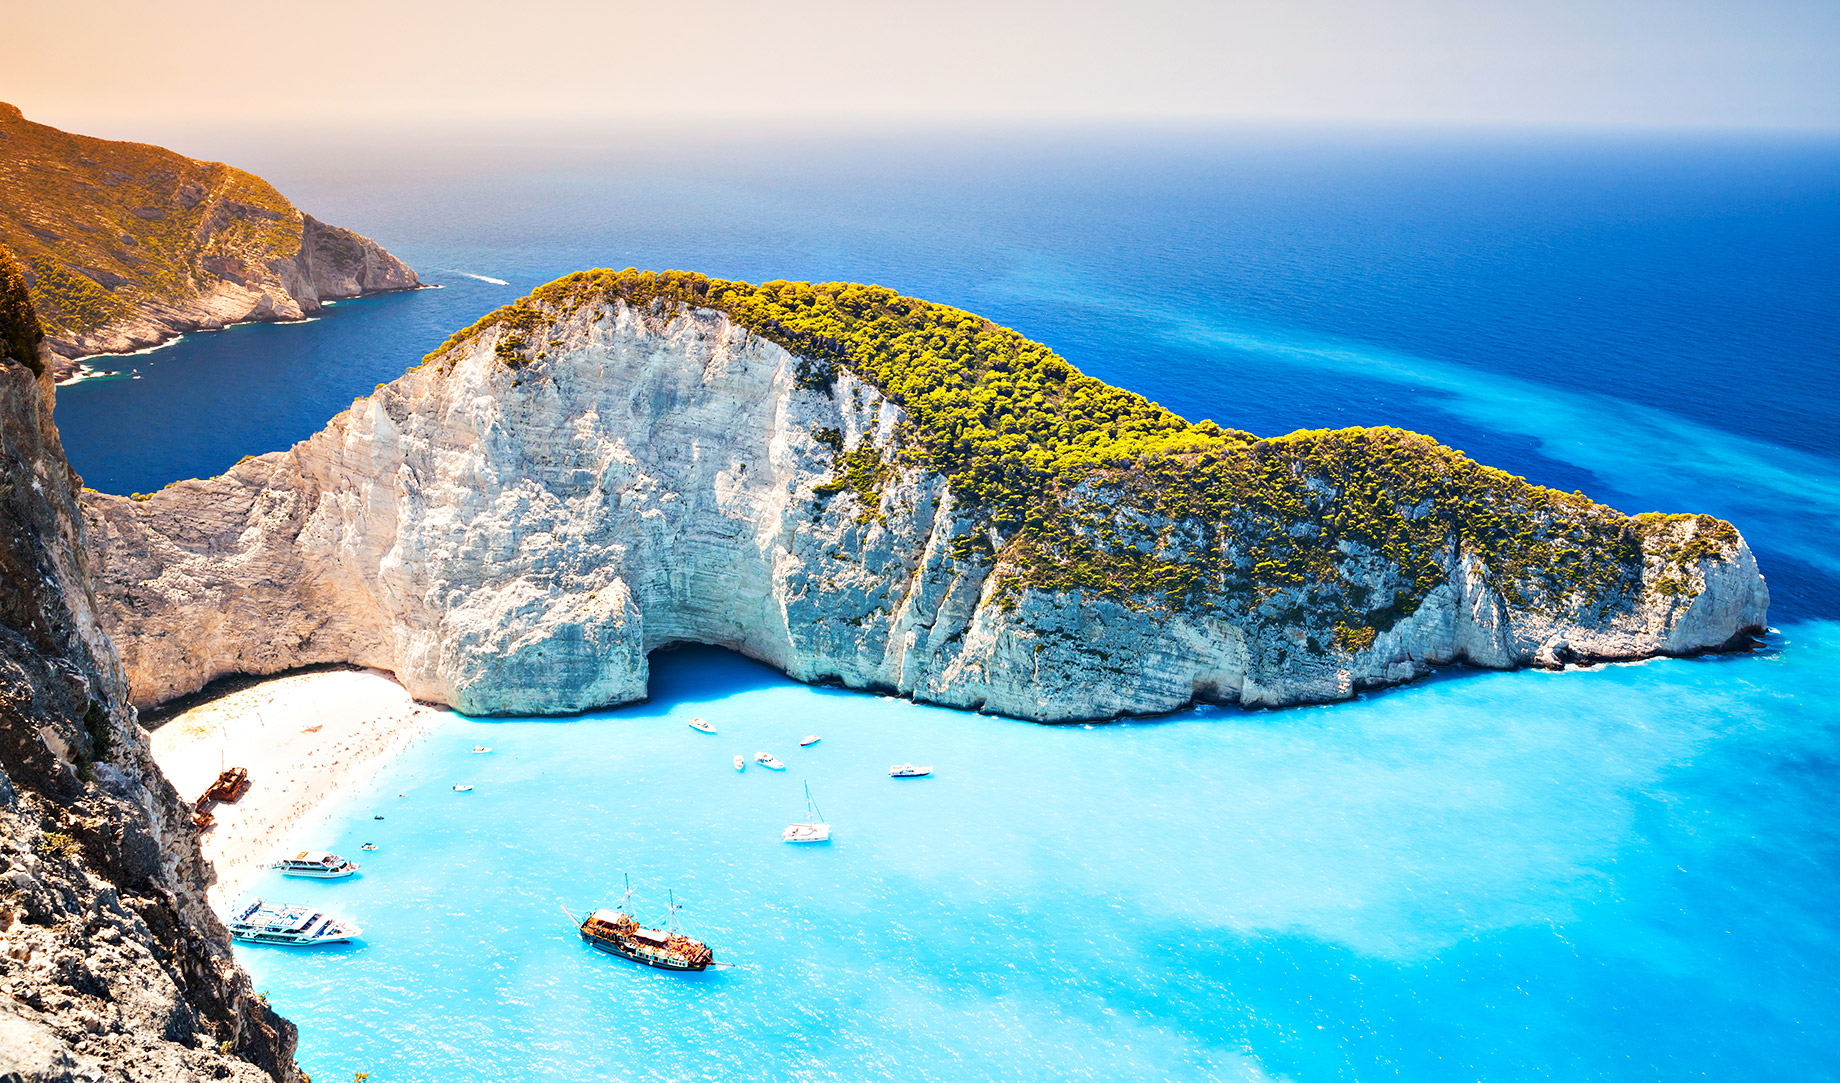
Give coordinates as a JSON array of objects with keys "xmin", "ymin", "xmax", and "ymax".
[{"xmin": 782, "ymin": 782, "xmax": 831, "ymax": 843}]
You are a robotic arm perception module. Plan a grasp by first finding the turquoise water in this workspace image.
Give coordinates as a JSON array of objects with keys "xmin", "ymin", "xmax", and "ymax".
[
  {"xmin": 50, "ymin": 132, "xmax": 1840, "ymax": 1077},
  {"xmin": 240, "ymin": 636, "xmax": 1840, "ymax": 1081}
]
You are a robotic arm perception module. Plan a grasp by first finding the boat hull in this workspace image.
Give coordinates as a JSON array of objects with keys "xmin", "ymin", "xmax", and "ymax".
[
  {"xmin": 229, "ymin": 927, "xmax": 360, "ymax": 946},
  {"xmin": 276, "ymin": 868, "xmax": 357, "ymax": 879},
  {"xmin": 580, "ymin": 931, "xmax": 710, "ymax": 971}
]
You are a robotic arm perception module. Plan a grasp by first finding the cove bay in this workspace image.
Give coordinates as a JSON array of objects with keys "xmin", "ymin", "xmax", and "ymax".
[{"xmin": 55, "ymin": 130, "xmax": 1840, "ymax": 1081}]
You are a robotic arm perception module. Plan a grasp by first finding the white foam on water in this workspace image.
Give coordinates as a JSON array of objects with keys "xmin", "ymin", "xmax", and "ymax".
[{"xmin": 445, "ymin": 270, "xmax": 511, "ymax": 286}]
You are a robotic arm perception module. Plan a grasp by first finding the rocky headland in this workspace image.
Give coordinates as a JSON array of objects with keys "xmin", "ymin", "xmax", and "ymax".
[
  {"xmin": 81, "ymin": 270, "xmax": 1769, "ymax": 721},
  {"xmin": 0, "ymin": 103, "xmax": 418, "ymax": 381},
  {"xmin": 0, "ymin": 243, "xmax": 295, "ymax": 1080}
]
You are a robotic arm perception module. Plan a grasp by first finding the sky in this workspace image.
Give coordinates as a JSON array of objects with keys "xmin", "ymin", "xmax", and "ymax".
[{"xmin": 3, "ymin": 0, "xmax": 1837, "ymax": 133}]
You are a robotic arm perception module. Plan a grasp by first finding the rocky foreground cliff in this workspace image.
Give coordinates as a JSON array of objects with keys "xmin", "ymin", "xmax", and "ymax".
[
  {"xmin": 78, "ymin": 270, "xmax": 1769, "ymax": 721},
  {"xmin": 0, "ymin": 245, "xmax": 295, "ymax": 1080},
  {"xmin": 0, "ymin": 103, "xmax": 418, "ymax": 380}
]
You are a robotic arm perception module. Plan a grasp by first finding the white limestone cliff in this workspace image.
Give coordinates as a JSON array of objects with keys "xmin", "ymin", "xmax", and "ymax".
[{"xmin": 79, "ymin": 299, "xmax": 1770, "ymax": 721}]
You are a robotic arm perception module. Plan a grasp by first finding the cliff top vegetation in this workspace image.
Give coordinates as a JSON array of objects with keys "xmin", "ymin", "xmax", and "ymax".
[
  {"xmin": 0, "ymin": 102, "xmax": 303, "ymax": 344},
  {"xmin": 429, "ymin": 269, "xmax": 1744, "ymax": 644}
]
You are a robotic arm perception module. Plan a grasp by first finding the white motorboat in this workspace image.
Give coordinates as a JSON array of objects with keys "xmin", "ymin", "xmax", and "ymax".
[
  {"xmin": 453, "ymin": 784, "xmax": 474, "ymax": 792},
  {"xmin": 782, "ymin": 782, "xmax": 831, "ymax": 843},
  {"xmin": 733, "ymin": 755, "xmax": 745, "ymax": 771},
  {"xmin": 889, "ymin": 763, "xmax": 933, "ymax": 778},
  {"xmin": 267, "ymin": 850, "xmax": 359, "ymax": 879},
  {"xmin": 799, "ymin": 735, "xmax": 821, "ymax": 747},
  {"xmin": 227, "ymin": 899, "xmax": 361, "ymax": 945},
  {"xmin": 755, "ymin": 752, "xmax": 786, "ymax": 770},
  {"xmin": 688, "ymin": 717, "xmax": 717, "ymax": 734},
  {"xmin": 470, "ymin": 745, "xmax": 492, "ymax": 754}
]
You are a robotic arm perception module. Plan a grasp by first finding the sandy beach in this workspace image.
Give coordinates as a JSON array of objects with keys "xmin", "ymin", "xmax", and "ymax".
[{"xmin": 147, "ymin": 667, "xmax": 448, "ymax": 907}]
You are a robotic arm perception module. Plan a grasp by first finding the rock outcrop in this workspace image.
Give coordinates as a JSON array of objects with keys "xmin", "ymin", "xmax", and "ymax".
[
  {"xmin": 0, "ymin": 103, "xmax": 418, "ymax": 381},
  {"xmin": 79, "ymin": 272, "xmax": 1769, "ymax": 721},
  {"xmin": 0, "ymin": 244, "xmax": 296, "ymax": 1081}
]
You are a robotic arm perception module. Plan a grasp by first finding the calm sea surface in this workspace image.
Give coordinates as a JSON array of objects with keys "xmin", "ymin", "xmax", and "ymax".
[{"xmin": 54, "ymin": 129, "xmax": 1840, "ymax": 1080}]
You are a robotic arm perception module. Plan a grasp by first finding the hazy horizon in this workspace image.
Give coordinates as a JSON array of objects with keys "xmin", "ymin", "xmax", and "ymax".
[{"xmin": 7, "ymin": 0, "xmax": 1837, "ymax": 135}]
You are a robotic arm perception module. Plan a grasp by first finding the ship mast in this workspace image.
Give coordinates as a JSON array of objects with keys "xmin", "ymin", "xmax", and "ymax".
[{"xmin": 618, "ymin": 873, "xmax": 634, "ymax": 917}]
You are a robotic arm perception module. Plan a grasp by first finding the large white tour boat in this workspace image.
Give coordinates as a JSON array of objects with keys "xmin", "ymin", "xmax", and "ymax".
[
  {"xmin": 227, "ymin": 899, "xmax": 361, "ymax": 946},
  {"xmin": 267, "ymin": 851, "xmax": 359, "ymax": 879}
]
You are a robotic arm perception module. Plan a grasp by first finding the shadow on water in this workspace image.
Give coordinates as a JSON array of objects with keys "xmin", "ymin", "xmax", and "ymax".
[{"xmin": 636, "ymin": 644, "xmax": 793, "ymax": 710}]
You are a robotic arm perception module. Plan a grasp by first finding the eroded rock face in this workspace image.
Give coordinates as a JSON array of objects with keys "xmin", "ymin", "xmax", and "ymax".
[
  {"xmin": 0, "ymin": 245, "xmax": 296, "ymax": 1080},
  {"xmin": 80, "ymin": 297, "xmax": 1769, "ymax": 722}
]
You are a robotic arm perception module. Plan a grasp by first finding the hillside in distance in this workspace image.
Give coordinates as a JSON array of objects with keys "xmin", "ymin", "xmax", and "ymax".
[{"xmin": 0, "ymin": 103, "xmax": 418, "ymax": 379}]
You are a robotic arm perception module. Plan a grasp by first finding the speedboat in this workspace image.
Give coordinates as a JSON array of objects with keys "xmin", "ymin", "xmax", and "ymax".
[
  {"xmin": 360, "ymin": 843, "xmax": 379, "ymax": 851},
  {"xmin": 470, "ymin": 745, "xmax": 492, "ymax": 754},
  {"xmin": 453, "ymin": 784, "xmax": 474, "ymax": 792},
  {"xmin": 799, "ymin": 735, "xmax": 821, "ymax": 747},
  {"xmin": 268, "ymin": 851, "xmax": 359, "ymax": 879},
  {"xmin": 733, "ymin": 755, "xmax": 745, "ymax": 771},
  {"xmin": 755, "ymin": 752, "xmax": 786, "ymax": 770},
  {"xmin": 227, "ymin": 899, "xmax": 360, "ymax": 945},
  {"xmin": 889, "ymin": 763, "xmax": 933, "ymax": 778},
  {"xmin": 688, "ymin": 717, "xmax": 717, "ymax": 734},
  {"xmin": 782, "ymin": 783, "xmax": 831, "ymax": 843}
]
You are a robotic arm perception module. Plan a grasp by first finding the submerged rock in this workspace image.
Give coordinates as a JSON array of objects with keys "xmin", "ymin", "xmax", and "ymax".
[{"xmin": 82, "ymin": 271, "xmax": 1769, "ymax": 721}]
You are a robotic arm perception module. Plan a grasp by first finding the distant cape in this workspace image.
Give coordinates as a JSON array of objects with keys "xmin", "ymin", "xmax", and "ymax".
[{"xmin": 0, "ymin": 102, "xmax": 419, "ymax": 380}]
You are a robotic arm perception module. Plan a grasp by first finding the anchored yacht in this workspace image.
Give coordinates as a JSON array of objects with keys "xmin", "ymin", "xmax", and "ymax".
[
  {"xmin": 755, "ymin": 752, "xmax": 786, "ymax": 770},
  {"xmin": 889, "ymin": 763, "xmax": 933, "ymax": 778},
  {"xmin": 227, "ymin": 899, "xmax": 361, "ymax": 945},
  {"xmin": 688, "ymin": 717, "xmax": 717, "ymax": 734},
  {"xmin": 268, "ymin": 851, "xmax": 359, "ymax": 879}
]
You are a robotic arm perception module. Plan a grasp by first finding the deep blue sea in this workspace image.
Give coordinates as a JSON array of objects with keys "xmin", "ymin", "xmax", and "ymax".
[{"xmin": 54, "ymin": 128, "xmax": 1840, "ymax": 1080}]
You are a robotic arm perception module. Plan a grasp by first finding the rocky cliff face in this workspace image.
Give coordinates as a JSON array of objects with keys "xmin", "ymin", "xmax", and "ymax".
[
  {"xmin": 0, "ymin": 103, "xmax": 418, "ymax": 381},
  {"xmin": 0, "ymin": 244, "xmax": 295, "ymax": 1081},
  {"xmin": 80, "ymin": 275, "xmax": 1769, "ymax": 721}
]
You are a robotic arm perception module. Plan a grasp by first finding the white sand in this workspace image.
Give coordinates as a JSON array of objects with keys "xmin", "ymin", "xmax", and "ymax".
[{"xmin": 148, "ymin": 667, "xmax": 448, "ymax": 907}]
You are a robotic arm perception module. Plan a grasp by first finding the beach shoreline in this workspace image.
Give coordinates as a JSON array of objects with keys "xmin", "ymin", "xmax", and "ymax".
[{"xmin": 147, "ymin": 667, "xmax": 451, "ymax": 908}]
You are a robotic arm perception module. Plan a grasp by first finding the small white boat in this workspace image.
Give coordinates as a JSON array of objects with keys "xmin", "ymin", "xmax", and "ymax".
[
  {"xmin": 227, "ymin": 899, "xmax": 361, "ymax": 945},
  {"xmin": 783, "ymin": 782, "xmax": 831, "ymax": 843},
  {"xmin": 733, "ymin": 755, "xmax": 745, "ymax": 772},
  {"xmin": 889, "ymin": 763, "xmax": 933, "ymax": 778},
  {"xmin": 267, "ymin": 851, "xmax": 359, "ymax": 879},
  {"xmin": 470, "ymin": 745, "xmax": 492, "ymax": 754},
  {"xmin": 755, "ymin": 752, "xmax": 786, "ymax": 771},
  {"xmin": 360, "ymin": 843, "xmax": 378, "ymax": 851},
  {"xmin": 453, "ymin": 784, "xmax": 474, "ymax": 792},
  {"xmin": 688, "ymin": 717, "xmax": 717, "ymax": 734},
  {"xmin": 799, "ymin": 735, "xmax": 821, "ymax": 747}
]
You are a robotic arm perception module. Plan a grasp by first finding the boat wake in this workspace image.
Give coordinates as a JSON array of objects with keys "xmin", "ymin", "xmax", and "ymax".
[{"xmin": 447, "ymin": 270, "xmax": 511, "ymax": 286}]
